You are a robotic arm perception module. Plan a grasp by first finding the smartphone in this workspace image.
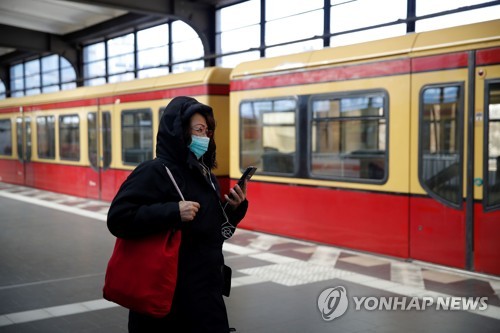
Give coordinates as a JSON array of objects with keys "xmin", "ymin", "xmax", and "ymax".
[{"xmin": 237, "ymin": 166, "xmax": 257, "ymax": 188}]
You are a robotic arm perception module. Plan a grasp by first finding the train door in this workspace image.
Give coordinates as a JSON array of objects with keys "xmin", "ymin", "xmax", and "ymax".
[
  {"xmin": 474, "ymin": 56, "xmax": 500, "ymax": 275},
  {"xmin": 87, "ymin": 109, "xmax": 112, "ymax": 200},
  {"xmin": 15, "ymin": 113, "xmax": 33, "ymax": 186},
  {"xmin": 409, "ymin": 55, "xmax": 471, "ymax": 270}
]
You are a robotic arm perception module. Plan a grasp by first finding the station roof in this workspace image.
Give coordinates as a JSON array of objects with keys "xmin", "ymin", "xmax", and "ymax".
[{"xmin": 0, "ymin": 0, "xmax": 232, "ymax": 66}]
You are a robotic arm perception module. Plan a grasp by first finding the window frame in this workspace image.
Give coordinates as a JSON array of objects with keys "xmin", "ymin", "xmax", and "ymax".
[
  {"xmin": 418, "ymin": 82, "xmax": 465, "ymax": 209},
  {"xmin": 121, "ymin": 108, "xmax": 153, "ymax": 165},
  {"xmin": 238, "ymin": 97, "xmax": 299, "ymax": 176},
  {"xmin": 0, "ymin": 118, "xmax": 13, "ymax": 157},
  {"xmin": 483, "ymin": 79, "xmax": 500, "ymax": 212},
  {"xmin": 36, "ymin": 115, "xmax": 56, "ymax": 160},
  {"xmin": 307, "ymin": 90, "xmax": 390, "ymax": 184}
]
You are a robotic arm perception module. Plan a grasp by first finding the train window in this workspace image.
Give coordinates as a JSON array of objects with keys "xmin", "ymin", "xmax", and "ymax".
[
  {"xmin": 88, "ymin": 112, "xmax": 112, "ymax": 170},
  {"xmin": 36, "ymin": 116, "xmax": 55, "ymax": 159},
  {"xmin": 240, "ymin": 99, "xmax": 297, "ymax": 174},
  {"xmin": 419, "ymin": 85, "xmax": 463, "ymax": 208},
  {"xmin": 121, "ymin": 109, "xmax": 153, "ymax": 165},
  {"xmin": 16, "ymin": 117, "xmax": 32, "ymax": 161},
  {"xmin": 310, "ymin": 93, "xmax": 387, "ymax": 181},
  {"xmin": 485, "ymin": 82, "xmax": 500, "ymax": 209},
  {"xmin": 0, "ymin": 119, "xmax": 12, "ymax": 156},
  {"xmin": 59, "ymin": 114, "xmax": 80, "ymax": 161}
]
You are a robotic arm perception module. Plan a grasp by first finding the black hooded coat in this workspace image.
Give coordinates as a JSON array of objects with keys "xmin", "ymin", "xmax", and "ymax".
[{"xmin": 107, "ymin": 96, "xmax": 248, "ymax": 332}]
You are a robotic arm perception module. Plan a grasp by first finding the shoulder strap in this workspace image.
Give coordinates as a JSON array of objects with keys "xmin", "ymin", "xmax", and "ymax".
[{"xmin": 164, "ymin": 166, "xmax": 185, "ymax": 202}]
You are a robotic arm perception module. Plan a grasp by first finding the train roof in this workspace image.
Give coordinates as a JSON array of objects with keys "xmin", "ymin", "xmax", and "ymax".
[
  {"xmin": 0, "ymin": 67, "xmax": 231, "ymax": 110},
  {"xmin": 231, "ymin": 19, "xmax": 500, "ymax": 79}
]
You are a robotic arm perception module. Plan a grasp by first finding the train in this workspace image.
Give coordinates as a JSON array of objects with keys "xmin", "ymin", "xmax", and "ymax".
[{"xmin": 1, "ymin": 19, "xmax": 499, "ymax": 276}]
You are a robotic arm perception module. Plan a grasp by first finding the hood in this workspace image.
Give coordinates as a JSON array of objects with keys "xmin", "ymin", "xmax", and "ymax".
[{"xmin": 156, "ymin": 96, "xmax": 214, "ymax": 164}]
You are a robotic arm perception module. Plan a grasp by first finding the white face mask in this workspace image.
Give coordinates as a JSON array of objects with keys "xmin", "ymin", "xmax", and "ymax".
[{"xmin": 188, "ymin": 135, "xmax": 210, "ymax": 159}]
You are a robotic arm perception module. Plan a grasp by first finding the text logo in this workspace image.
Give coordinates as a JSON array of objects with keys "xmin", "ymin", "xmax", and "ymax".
[{"xmin": 317, "ymin": 286, "xmax": 349, "ymax": 321}]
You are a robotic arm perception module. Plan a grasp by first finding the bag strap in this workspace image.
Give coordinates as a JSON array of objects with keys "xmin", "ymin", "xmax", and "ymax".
[{"xmin": 164, "ymin": 166, "xmax": 185, "ymax": 202}]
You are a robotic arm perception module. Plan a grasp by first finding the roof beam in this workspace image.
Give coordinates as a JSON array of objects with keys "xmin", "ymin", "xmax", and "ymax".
[{"xmin": 0, "ymin": 24, "xmax": 77, "ymax": 67}]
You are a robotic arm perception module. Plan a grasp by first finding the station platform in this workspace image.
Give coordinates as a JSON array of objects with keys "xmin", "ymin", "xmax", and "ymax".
[{"xmin": 0, "ymin": 182, "xmax": 499, "ymax": 333}]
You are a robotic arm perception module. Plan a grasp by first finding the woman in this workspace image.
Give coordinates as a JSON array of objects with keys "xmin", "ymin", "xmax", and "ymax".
[{"xmin": 107, "ymin": 96, "xmax": 248, "ymax": 332}]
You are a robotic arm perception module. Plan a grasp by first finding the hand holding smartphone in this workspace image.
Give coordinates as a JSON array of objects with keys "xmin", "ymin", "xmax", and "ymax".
[
  {"xmin": 237, "ymin": 166, "xmax": 257, "ymax": 189},
  {"xmin": 227, "ymin": 166, "xmax": 257, "ymax": 201}
]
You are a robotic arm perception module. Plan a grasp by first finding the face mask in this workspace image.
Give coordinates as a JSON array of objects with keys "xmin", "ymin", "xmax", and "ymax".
[{"xmin": 188, "ymin": 135, "xmax": 210, "ymax": 159}]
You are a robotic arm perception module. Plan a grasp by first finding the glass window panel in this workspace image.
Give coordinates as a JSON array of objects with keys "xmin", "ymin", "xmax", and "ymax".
[
  {"xmin": 172, "ymin": 60, "xmax": 204, "ymax": 74},
  {"xmin": 62, "ymin": 82, "xmax": 77, "ymax": 90},
  {"xmin": 486, "ymin": 82, "xmax": 500, "ymax": 208},
  {"xmin": 172, "ymin": 21, "xmax": 198, "ymax": 43},
  {"xmin": 266, "ymin": 0, "xmax": 323, "ymax": 21},
  {"xmin": 266, "ymin": 10, "xmax": 323, "ymax": 46},
  {"xmin": 37, "ymin": 116, "xmax": 55, "ymax": 159},
  {"xmin": 108, "ymin": 72, "xmax": 135, "ymax": 83},
  {"xmin": 0, "ymin": 119, "xmax": 12, "ymax": 156},
  {"xmin": 59, "ymin": 114, "xmax": 80, "ymax": 161},
  {"xmin": 121, "ymin": 109, "xmax": 153, "ymax": 164},
  {"xmin": 25, "ymin": 60, "xmax": 40, "ymax": 76},
  {"xmin": 331, "ymin": 0, "xmax": 406, "ymax": 32},
  {"xmin": 11, "ymin": 64, "xmax": 23, "ymax": 78},
  {"xmin": 266, "ymin": 40, "xmax": 323, "ymax": 57},
  {"xmin": 240, "ymin": 99, "xmax": 297, "ymax": 174},
  {"xmin": 42, "ymin": 85, "xmax": 59, "ymax": 93},
  {"xmin": 138, "ymin": 67, "xmax": 170, "ymax": 78},
  {"xmin": 0, "ymin": 81, "xmax": 5, "ymax": 100},
  {"xmin": 138, "ymin": 24, "xmax": 168, "ymax": 50},
  {"xmin": 172, "ymin": 39, "xmax": 203, "ymax": 62},
  {"xmin": 61, "ymin": 67, "xmax": 76, "ymax": 83},
  {"xmin": 42, "ymin": 70, "xmax": 59, "ymax": 86},
  {"xmin": 219, "ymin": 25, "xmax": 260, "ymax": 53},
  {"xmin": 108, "ymin": 54, "xmax": 135, "ymax": 75},
  {"xmin": 25, "ymin": 74, "xmax": 40, "ymax": 89},
  {"xmin": 12, "ymin": 78, "xmax": 24, "ymax": 91},
  {"xmin": 84, "ymin": 42, "xmax": 105, "ymax": 62},
  {"xmin": 84, "ymin": 61, "xmax": 106, "ymax": 79},
  {"xmin": 217, "ymin": 0, "xmax": 260, "ymax": 32},
  {"xmin": 216, "ymin": 51, "xmax": 260, "ymax": 68},
  {"xmin": 416, "ymin": 5, "xmax": 500, "ymax": 32},
  {"xmin": 60, "ymin": 56, "xmax": 72, "ymax": 69},
  {"xmin": 42, "ymin": 55, "xmax": 58, "ymax": 72},
  {"xmin": 12, "ymin": 91, "xmax": 24, "ymax": 98},
  {"xmin": 420, "ymin": 85, "xmax": 463, "ymax": 206},
  {"xmin": 310, "ymin": 93, "xmax": 387, "ymax": 180},
  {"xmin": 330, "ymin": 24, "xmax": 406, "ymax": 47},
  {"xmin": 26, "ymin": 88, "xmax": 41, "ymax": 96},
  {"xmin": 107, "ymin": 34, "xmax": 134, "ymax": 57},
  {"xmin": 138, "ymin": 46, "xmax": 169, "ymax": 69},
  {"xmin": 84, "ymin": 78, "xmax": 106, "ymax": 86}
]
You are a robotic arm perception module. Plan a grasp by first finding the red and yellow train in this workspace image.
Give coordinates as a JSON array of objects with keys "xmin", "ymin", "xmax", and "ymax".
[{"xmin": 1, "ymin": 20, "xmax": 499, "ymax": 276}]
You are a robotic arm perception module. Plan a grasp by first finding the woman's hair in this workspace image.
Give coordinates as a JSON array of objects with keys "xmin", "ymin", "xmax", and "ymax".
[{"xmin": 183, "ymin": 111, "xmax": 217, "ymax": 169}]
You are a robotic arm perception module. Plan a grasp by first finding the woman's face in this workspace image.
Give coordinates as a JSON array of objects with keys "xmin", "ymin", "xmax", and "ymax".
[{"xmin": 190, "ymin": 113, "xmax": 211, "ymax": 137}]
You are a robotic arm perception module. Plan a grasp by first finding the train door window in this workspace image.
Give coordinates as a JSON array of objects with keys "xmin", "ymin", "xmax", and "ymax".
[
  {"xmin": 0, "ymin": 119, "xmax": 12, "ymax": 156},
  {"xmin": 240, "ymin": 98, "xmax": 297, "ymax": 174},
  {"xmin": 102, "ymin": 112, "xmax": 112, "ymax": 169},
  {"xmin": 419, "ymin": 84, "xmax": 463, "ymax": 208},
  {"xmin": 88, "ymin": 112, "xmax": 112, "ymax": 170},
  {"xmin": 36, "ymin": 116, "xmax": 55, "ymax": 159},
  {"xmin": 16, "ymin": 117, "xmax": 32, "ymax": 161},
  {"xmin": 121, "ymin": 109, "xmax": 153, "ymax": 164},
  {"xmin": 485, "ymin": 82, "xmax": 500, "ymax": 209},
  {"xmin": 59, "ymin": 114, "xmax": 80, "ymax": 161},
  {"xmin": 310, "ymin": 92, "xmax": 387, "ymax": 181}
]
